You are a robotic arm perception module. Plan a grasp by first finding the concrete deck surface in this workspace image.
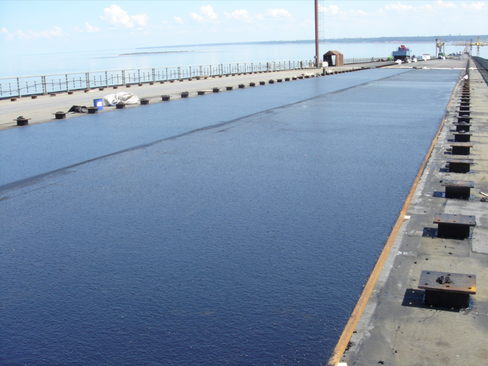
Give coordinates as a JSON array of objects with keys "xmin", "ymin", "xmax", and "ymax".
[
  {"xmin": 337, "ymin": 58, "xmax": 488, "ymax": 365},
  {"xmin": 1, "ymin": 61, "xmax": 398, "ymax": 131}
]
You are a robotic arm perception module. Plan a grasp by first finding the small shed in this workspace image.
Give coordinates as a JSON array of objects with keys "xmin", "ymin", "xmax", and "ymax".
[{"xmin": 323, "ymin": 51, "xmax": 344, "ymax": 67}]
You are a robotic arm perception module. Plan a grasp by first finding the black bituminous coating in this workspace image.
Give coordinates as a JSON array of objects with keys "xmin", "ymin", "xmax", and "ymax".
[{"xmin": 0, "ymin": 69, "xmax": 461, "ymax": 365}]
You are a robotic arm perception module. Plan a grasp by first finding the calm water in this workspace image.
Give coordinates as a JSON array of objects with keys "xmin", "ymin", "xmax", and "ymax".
[
  {"xmin": 0, "ymin": 41, "xmax": 474, "ymax": 78},
  {"xmin": 0, "ymin": 69, "xmax": 460, "ymax": 365}
]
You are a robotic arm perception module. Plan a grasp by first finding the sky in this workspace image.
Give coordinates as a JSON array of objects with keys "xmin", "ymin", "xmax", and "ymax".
[{"xmin": 1, "ymin": 0, "xmax": 487, "ymax": 55}]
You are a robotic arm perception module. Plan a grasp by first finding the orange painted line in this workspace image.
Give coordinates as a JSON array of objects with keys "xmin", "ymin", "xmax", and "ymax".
[{"xmin": 327, "ymin": 73, "xmax": 461, "ymax": 366}]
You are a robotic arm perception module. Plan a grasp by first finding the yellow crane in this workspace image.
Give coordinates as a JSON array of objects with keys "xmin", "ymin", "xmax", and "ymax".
[{"xmin": 450, "ymin": 37, "xmax": 488, "ymax": 56}]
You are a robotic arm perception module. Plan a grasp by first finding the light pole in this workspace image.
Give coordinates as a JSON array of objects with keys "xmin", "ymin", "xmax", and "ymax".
[{"xmin": 315, "ymin": 0, "xmax": 320, "ymax": 67}]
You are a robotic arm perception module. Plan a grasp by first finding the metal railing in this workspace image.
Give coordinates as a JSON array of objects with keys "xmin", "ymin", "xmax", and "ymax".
[
  {"xmin": 0, "ymin": 60, "xmax": 318, "ymax": 98},
  {"xmin": 344, "ymin": 57, "xmax": 387, "ymax": 64}
]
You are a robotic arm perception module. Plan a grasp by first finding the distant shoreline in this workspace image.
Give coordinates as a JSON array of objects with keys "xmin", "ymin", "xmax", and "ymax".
[
  {"xmin": 137, "ymin": 35, "xmax": 488, "ymax": 50},
  {"xmin": 119, "ymin": 50, "xmax": 197, "ymax": 57}
]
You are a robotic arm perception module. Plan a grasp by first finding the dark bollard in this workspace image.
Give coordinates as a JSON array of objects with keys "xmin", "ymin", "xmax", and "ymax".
[
  {"xmin": 259, "ymin": 81, "xmax": 266, "ymax": 85},
  {"xmin": 213, "ymin": 87, "xmax": 220, "ymax": 93},
  {"xmin": 162, "ymin": 95, "xmax": 170, "ymax": 101},
  {"xmin": 239, "ymin": 84, "xmax": 245, "ymax": 88},
  {"xmin": 31, "ymin": 95, "xmax": 38, "ymax": 99},
  {"xmin": 453, "ymin": 132, "xmax": 472, "ymax": 142},
  {"xmin": 181, "ymin": 91, "xmax": 189, "ymax": 98},
  {"xmin": 277, "ymin": 79, "xmax": 283, "ymax": 82},
  {"xmin": 54, "ymin": 111, "xmax": 66, "ymax": 119},
  {"xmin": 418, "ymin": 270, "xmax": 476, "ymax": 308},
  {"xmin": 198, "ymin": 91, "xmax": 205, "ymax": 95},
  {"xmin": 453, "ymin": 122, "xmax": 471, "ymax": 132},
  {"xmin": 433, "ymin": 213, "xmax": 476, "ymax": 239},
  {"xmin": 450, "ymin": 142, "xmax": 472, "ymax": 155},
  {"xmin": 50, "ymin": 93, "xmax": 56, "ymax": 97},
  {"xmin": 113, "ymin": 86, "xmax": 118, "ymax": 89},
  {"xmin": 441, "ymin": 179, "xmax": 474, "ymax": 199},
  {"xmin": 226, "ymin": 86, "xmax": 233, "ymax": 91},
  {"xmin": 11, "ymin": 98, "xmax": 17, "ymax": 102},
  {"xmin": 140, "ymin": 99, "xmax": 149, "ymax": 105},
  {"xmin": 87, "ymin": 107, "xmax": 98, "ymax": 114},
  {"xmin": 447, "ymin": 158, "xmax": 472, "ymax": 173},
  {"xmin": 250, "ymin": 82, "xmax": 255, "ymax": 87},
  {"xmin": 269, "ymin": 79, "xmax": 275, "ymax": 84},
  {"xmin": 116, "ymin": 102, "xmax": 125, "ymax": 109},
  {"xmin": 15, "ymin": 116, "xmax": 30, "ymax": 126},
  {"xmin": 99, "ymin": 88, "xmax": 104, "ymax": 91}
]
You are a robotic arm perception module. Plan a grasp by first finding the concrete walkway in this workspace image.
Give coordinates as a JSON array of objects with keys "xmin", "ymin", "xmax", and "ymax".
[
  {"xmin": 332, "ymin": 58, "xmax": 488, "ymax": 365},
  {"xmin": 0, "ymin": 61, "xmax": 395, "ymax": 131}
]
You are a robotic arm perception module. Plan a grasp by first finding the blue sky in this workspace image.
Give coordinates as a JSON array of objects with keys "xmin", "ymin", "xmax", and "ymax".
[{"xmin": 1, "ymin": 1, "xmax": 487, "ymax": 55}]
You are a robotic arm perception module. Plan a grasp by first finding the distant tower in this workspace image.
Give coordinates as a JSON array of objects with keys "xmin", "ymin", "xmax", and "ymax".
[
  {"xmin": 435, "ymin": 38, "xmax": 445, "ymax": 58},
  {"xmin": 315, "ymin": 0, "xmax": 319, "ymax": 67}
]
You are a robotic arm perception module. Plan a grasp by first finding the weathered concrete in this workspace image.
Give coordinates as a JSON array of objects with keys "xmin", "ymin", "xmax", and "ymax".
[
  {"xmin": 337, "ymin": 58, "xmax": 488, "ymax": 366},
  {"xmin": 0, "ymin": 61, "xmax": 396, "ymax": 131}
]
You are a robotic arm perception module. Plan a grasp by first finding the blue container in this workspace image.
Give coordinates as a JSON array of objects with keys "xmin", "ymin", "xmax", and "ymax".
[{"xmin": 93, "ymin": 98, "xmax": 103, "ymax": 111}]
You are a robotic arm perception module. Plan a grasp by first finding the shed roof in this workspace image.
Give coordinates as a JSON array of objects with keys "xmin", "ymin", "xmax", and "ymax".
[{"xmin": 324, "ymin": 50, "xmax": 343, "ymax": 56}]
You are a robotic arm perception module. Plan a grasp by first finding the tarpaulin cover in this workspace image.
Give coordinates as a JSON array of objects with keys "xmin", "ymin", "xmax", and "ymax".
[{"xmin": 103, "ymin": 92, "xmax": 139, "ymax": 106}]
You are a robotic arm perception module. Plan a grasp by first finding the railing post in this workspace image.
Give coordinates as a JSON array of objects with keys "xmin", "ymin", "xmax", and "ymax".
[
  {"xmin": 17, "ymin": 77, "xmax": 21, "ymax": 97},
  {"xmin": 152, "ymin": 68, "xmax": 156, "ymax": 82},
  {"xmin": 86, "ymin": 72, "xmax": 90, "ymax": 90},
  {"xmin": 66, "ymin": 74, "xmax": 69, "ymax": 92},
  {"xmin": 122, "ymin": 70, "xmax": 126, "ymax": 86},
  {"xmin": 220, "ymin": 64, "xmax": 223, "ymax": 76},
  {"xmin": 178, "ymin": 67, "xmax": 181, "ymax": 80},
  {"xmin": 105, "ymin": 71, "xmax": 108, "ymax": 87},
  {"xmin": 138, "ymin": 69, "xmax": 141, "ymax": 83}
]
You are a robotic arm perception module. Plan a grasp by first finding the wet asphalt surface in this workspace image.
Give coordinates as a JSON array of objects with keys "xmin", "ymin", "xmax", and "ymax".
[{"xmin": 0, "ymin": 69, "xmax": 460, "ymax": 365}]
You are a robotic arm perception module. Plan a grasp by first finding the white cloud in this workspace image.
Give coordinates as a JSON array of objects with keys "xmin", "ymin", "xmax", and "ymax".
[
  {"xmin": 255, "ymin": 8, "xmax": 293, "ymax": 21},
  {"xmin": 350, "ymin": 9, "xmax": 368, "ymax": 16},
  {"xmin": 461, "ymin": 2, "xmax": 487, "ymax": 11},
  {"xmin": 435, "ymin": 0, "xmax": 457, "ymax": 9},
  {"xmin": 85, "ymin": 23, "xmax": 100, "ymax": 33},
  {"xmin": 132, "ymin": 13, "xmax": 149, "ymax": 27},
  {"xmin": 225, "ymin": 9, "xmax": 251, "ymax": 21},
  {"xmin": 1, "ymin": 27, "xmax": 13, "ymax": 41},
  {"xmin": 40, "ymin": 26, "xmax": 67, "ymax": 38},
  {"xmin": 100, "ymin": 4, "xmax": 148, "ymax": 28},
  {"xmin": 384, "ymin": 3, "xmax": 415, "ymax": 13},
  {"xmin": 174, "ymin": 16, "xmax": 183, "ymax": 24},
  {"xmin": 101, "ymin": 4, "xmax": 133, "ymax": 28},
  {"xmin": 384, "ymin": 1, "xmax": 458, "ymax": 13},
  {"xmin": 12, "ymin": 27, "xmax": 66, "ymax": 40},
  {"xmin": 319, "ymin": 5, "xmax": 340, "ymax": 15},
  {"xmin": 191, "ymin": 5, "xmax": 218, "ymax": 22},
  {"xmin": 266, "ymin": 9, "xmax": 292, "ymax": 18}
]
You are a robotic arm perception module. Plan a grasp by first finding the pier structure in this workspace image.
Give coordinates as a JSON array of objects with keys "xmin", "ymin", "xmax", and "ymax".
[
  {"xmin": 0, "ymin": 60, "xmax": 396, "ymax": 131},
  {"xmin": 332, "ymin": 58, "xmax": 488, "ymax": 366},
  {"xmin": 1, "ymin": 57, "xmax": 484, "ymax": 365}
]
